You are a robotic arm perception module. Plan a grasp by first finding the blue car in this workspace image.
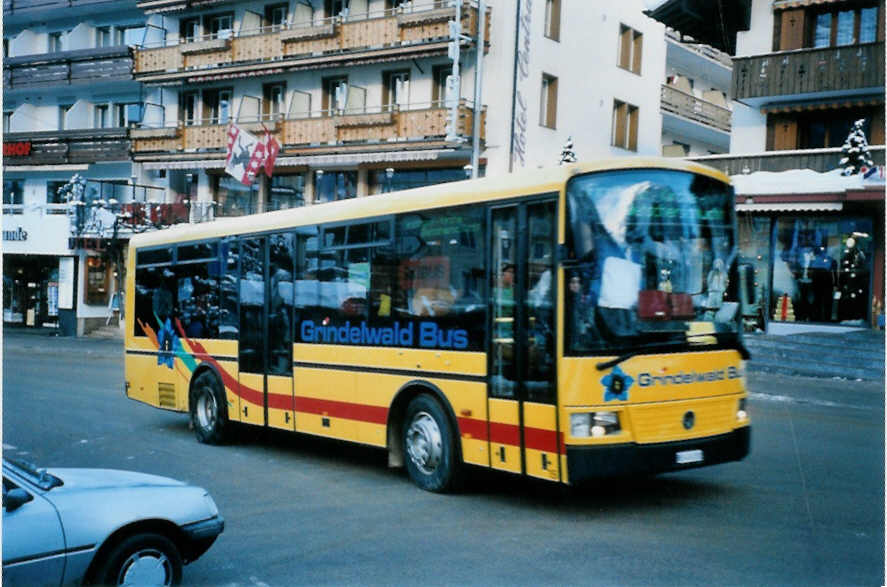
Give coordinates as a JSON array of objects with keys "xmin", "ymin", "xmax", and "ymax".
[{"xmin": 2, "ymin": 457, "xmax": 224, "ymax": 586}]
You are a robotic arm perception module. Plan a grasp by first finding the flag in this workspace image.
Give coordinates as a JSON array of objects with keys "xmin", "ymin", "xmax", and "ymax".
[
  {"xmin": 225, "ymin": 124, "xmax": 265, "ymax": 186},
  {"xmin": 262, "ymin": 127, "xmax": 280, "ymax": 178}
]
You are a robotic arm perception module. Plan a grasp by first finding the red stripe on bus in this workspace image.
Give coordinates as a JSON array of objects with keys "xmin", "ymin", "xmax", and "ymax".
[
  {"xmin": 489, "ymin": 421, "xmax": 521, "ymax": 446},
  {"xmin": 457, "ymin": 417, "xmax": 489, "ymax": 440},
  {"xmin": 295, "ymin": 396, "xmax": 388, "ymax": 425},
  {"xmin": 524, "ymin": 426, "xmax": 560, "ymax": 454}
]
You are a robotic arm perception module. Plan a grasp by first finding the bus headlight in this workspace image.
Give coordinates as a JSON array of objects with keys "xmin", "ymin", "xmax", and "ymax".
[
  {"xmin": 571, "ymin": 411, "xmax": 621, "ymax": 438},
  {"xmin": 737, "ymin": 398, "xmax": 748, "ymax": 422}
]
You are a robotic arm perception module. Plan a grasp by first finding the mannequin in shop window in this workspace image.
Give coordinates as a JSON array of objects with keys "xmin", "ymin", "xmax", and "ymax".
[{"xmin": 838, "ymin": 237, "xmax": 868, "ymax": 322}]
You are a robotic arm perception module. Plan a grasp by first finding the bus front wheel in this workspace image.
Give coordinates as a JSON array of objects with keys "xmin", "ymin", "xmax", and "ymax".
[
  {"xmin": 190, "ymin": 371, "xmax": 229, "ymax": 445},
  {"xmin": 403, "ymin": 395, "xmax": 459, "ymax": 492}
]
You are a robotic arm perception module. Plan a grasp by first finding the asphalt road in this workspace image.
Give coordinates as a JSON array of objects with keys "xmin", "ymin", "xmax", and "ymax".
[{"xmin": 2, "ymin": 330, "xmax": 884, "ymax": 586}]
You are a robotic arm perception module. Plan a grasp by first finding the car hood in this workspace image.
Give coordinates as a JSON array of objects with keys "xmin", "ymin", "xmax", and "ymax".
[{"xmin": 46, "ymin": 468, "xmax": 189, "ymax": 493}]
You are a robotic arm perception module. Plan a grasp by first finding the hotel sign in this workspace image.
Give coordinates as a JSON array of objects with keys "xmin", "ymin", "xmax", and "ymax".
[{"xmin": 3, "ymin": 141, "xmax": 31, "ymax": 156}]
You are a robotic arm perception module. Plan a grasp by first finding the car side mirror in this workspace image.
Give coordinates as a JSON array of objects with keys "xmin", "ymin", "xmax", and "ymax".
[{"xmin": 3, "ymin": 488, "xmax": 32, "ymax": 512}]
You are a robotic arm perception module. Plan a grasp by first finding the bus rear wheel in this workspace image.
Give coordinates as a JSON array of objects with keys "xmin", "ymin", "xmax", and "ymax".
[
  {"xmin": 402, "ymin": 395, "xmax": 459, "ymax": 492},
  {"xmin": 190, "ymin": 371, "xmax": 229, "ymax": 445}
]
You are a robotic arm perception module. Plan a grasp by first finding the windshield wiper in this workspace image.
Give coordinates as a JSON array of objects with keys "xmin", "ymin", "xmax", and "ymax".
[{"xmin": 596, "ymin": 332, "xmax": 750, "ymax": 371}]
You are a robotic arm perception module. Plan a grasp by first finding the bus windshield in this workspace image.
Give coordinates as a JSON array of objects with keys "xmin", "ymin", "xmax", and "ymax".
[{"xmin": 565, "ymin": 169, "xmax": 738, "ymax": 354}]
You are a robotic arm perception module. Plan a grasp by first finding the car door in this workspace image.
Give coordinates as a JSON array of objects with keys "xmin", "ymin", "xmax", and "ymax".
[{"xmin": 2, "ymin": 475, "xmax": 66, "ymax": 586}]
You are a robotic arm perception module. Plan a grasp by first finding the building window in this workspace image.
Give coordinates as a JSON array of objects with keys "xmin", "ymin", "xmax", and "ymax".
[
  {"xmin": 807, "ymin": 4, "xmax": 879, "ymax": 48},
  {"xmin": 544, "ymin": 0, "xmax": 560, "ymax": 41},
  {"xmin": 181, "ymin": 18, "xmax": 201, "ymax": 42},
  {"xmin": 263, "ymin": 83, "xmax": 286, "ymax": 121},
  {"xmin": 383, "ymin": 70, "xmax": 410, "ymax": 111},
  {"xmin": 269, "ymin": 174, "xmax": 306, "ymax": 210},
  {"xmin": 48, "ymin": 32, "xmax": 64, "ymax": 52},
  {"xmin": 117, "ymin": 25, "xmax": 147, "ymax": 47},
  {"xmin": 3, "ymin": 180, "xmax": 24, "ymax": 210},
  {"xmin": 611, "ymin": 100, "xmax": 639, "ymax": 151},
  {"xmin": 315, "ymin": 170, "xmax": 357, "ymax": 202},
  {"xmin": 216, "ymin": 175, "xmax": 260, "ymax": 216},
  {"xmin": 205, "ymin": 13, "xmax": 234, "ymax": 40},
  {"xmin": 539, "ymin": 73, "xmax": 558, "ymax": 129},
  {"xmin": 325, "ymin": 0, "xmax": 347, "ymax": 17},
  {"xmin": 369, "ymin": 167, "xmax": 467, "ymax": 195},
  {"xmin": 113, "ymin": 102, "xmax": 139, "ymax": 127},
  {"xmin": 95, "ymin": 104, "xmax": 109, "ymax": 128},
  {"xmin": 618, "ymin": 24, "xmax": 643, "ymax": 74},
  {"xmin": 183, "ymin": 91, "xmax": 199, "ymax": 125},
  {"xmin": 58, "ymin": 104, "xmax": 73, "ymax": 130},
  {"xmin": 322, "ymin": 76, "xmax": 349, "ymax": 114},
  {"xmin": 85, "ymin": 256, "xmax": 109, "ymax": 306},
  {"xmin": 431, "ymin": 65, "xmax": 453, "ymax": 107},
  {"xmin": 46, "ymin": 181, "xmax": 68, "ymax": 205},
  {"xmin": 203, "ymin": 88, "xmax": 233, "ymax": 124},
  {"xmin": 95, "ymin": 27, "xmax": 111, "ymax": 47},
  {"xmin": 265, "ymin": 3, "xmax": 288, "ymax": 30},
  {"xmin": 3, "ymin": 111, "xmax": 11, "ymax": 133}
]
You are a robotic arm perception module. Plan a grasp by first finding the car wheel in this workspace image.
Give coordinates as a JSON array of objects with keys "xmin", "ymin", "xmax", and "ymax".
[
  {"xmin": 190, "ymin": 371, "xmax": 229, "ymax": 445},
  {"xmin": 94, "ymin": 532, "xmax": 183, "ymax": 586},
  {"xmin": 402, "ymin": 395, "xmax": 459, "ymax": 492}
]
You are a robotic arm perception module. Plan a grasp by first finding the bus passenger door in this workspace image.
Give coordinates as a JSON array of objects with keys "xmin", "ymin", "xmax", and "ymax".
[
  {"xmin": 489, "ymin": 201, "xmax": 560, "ymax": 481},
  {"xmin": 238, "ymin": 234, "xmax": 296, "ymax": 431}
]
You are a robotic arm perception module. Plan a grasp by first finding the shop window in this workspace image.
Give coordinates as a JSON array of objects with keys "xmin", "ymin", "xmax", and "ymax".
[
  {"xmin": 618, "ymin": 24, "xmax": 643, "ymax": 74},
  {"xmin": 539, "ymin": 73, "xmax": 558, "ymax": 129},
  {"xmin": 216, "ymin": 175, "xmax": 260, "ymax": 216},
  {"xmin": 269, "ymin": 174, "xmax": 306, "ymax": 210},
  {"xmin": 85, "ymin": 256, "xmax": 109, "ymax": 306},
  {"xmin": 369, "ymin": 167, "xmax": 467, "ymax": 195},
  {"xmin": 772, "ymin": 217, "xmax": 873, "ymax": 324},
  {"xmin": 314, "ymin": 170, "xmax": 357, "ymax": 203},
  {"xmin": 611, "ymin": 100, "xmax": 639, "ymax": 151}
]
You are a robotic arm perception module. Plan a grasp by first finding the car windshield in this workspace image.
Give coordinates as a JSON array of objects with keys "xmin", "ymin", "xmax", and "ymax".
[
  {"xmin": 4, "ymin": 457, "xmax": 63, "ymax": 490},
  {"xmin": 565, "ymin": 168, "xmax": 739, "ymax": 355}
]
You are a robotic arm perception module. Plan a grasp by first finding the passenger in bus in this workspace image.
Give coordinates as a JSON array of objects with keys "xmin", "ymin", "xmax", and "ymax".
[{"xmin": 567, "ymin": 272, "xmax": 599, "ymax": 348}]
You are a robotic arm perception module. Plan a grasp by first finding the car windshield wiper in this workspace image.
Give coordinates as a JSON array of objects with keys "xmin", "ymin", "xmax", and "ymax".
[{"xmin": 596, "ymin": 332, "xmax": 750, "ymax": 371}]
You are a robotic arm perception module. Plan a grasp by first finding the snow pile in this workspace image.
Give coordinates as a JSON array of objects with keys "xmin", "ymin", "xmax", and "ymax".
[{"xmin": 731, "ymin": 167, "xmax": 883, "ymax": 195}]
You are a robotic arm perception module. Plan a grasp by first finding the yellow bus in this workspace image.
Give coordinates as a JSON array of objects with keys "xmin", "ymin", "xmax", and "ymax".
[{"xmin": 125, "ymin": 159, "xmax": 750, "ymax": 492}]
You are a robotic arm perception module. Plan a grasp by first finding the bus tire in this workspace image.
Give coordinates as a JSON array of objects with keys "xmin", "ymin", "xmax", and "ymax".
[
  {"xmin": 190, "ymin": 371, "xmax": 229, "ymax": 445},
  {"xmin": 403, "ymin": 395, "xmax": 459, "ymax": 492}
]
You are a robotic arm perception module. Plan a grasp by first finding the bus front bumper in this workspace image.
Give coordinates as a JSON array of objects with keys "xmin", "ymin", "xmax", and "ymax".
[{"xmin": 565, "ymin": 426, "xmax": 750, "ymax": 484}]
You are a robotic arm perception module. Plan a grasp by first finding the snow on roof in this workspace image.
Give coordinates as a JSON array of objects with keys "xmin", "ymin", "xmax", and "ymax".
[{"xmin": 730, "ymin": 167, "xmax": 884, "ymax": 196}]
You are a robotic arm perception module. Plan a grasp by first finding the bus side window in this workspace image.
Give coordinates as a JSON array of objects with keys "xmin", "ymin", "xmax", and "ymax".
[{"xmin": 219, "ymin": 239, "xmax": 239, "ymax": 340}]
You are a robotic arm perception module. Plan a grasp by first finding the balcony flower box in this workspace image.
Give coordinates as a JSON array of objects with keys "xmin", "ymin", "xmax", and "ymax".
[
  {"xmin": 180, "ymin": 38, "xmax": 230, "ymax": 55},
  {"xmin": 280, "ymin": 23, "xmax": 337, "ymax": 43},
  {"xmin": 333, "ymin": 112, "xmax": 395, "ymax": 128}
]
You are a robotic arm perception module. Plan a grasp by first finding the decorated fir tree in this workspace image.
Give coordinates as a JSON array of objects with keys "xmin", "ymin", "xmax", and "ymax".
[
  {"xmin": 559, "ymin": 136, "xmax": 577, "ymax": 165},
  {"xmin": 838, "ymin": 119, "xmax": 874, "ymax": 176}
]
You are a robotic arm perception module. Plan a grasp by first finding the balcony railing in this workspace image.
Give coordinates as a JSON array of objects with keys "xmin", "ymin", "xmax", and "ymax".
[
  {"xmin": 3, "ymin": 46, "xmax": 132, "ymax": 90},
  {"xmin": 134, "ymin": 2, "xmax": 487, "ymax": 82},
  {"xmin": 131, "ymin": 102, "xmax": 482, "ymax": 156},
  {"xmin": 660, "ymin": 84, "xmax": 731, "ymax": 133},
  {"xmin": 733, "ymin": 42, "xmax": 885, "ymax": 104},
  {"xmin": 689, "ymin": 145, "xmax": 886, "ymax": 175},
  {"xmin": 3, "ymin": 128, "xmax": 130, "ymax": 166},
  {"xmin": 3, "ymin": 0, "xmax": 118, "ymax": 14}
]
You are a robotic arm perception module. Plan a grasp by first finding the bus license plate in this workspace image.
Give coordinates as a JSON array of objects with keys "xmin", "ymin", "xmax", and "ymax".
[{"xmin": 675, "ymin": 449, "xmax": 704, "ymax": 464}]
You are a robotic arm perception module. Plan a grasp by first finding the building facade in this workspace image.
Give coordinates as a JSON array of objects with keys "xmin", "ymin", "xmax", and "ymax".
[
  {"xmin": 676, "ymin": 0, "xmax": 886, "ymax": 333},
  {"xmin": 4, "ymin": 0, "xmax": 674, "ymax": 335},
  {"xmin": 2, "ymin": 0, "xmax": 156, "ymax": 335},
  {"xmin": 127, "ymin": 0, "xmax": 666, "ymax": 217}
]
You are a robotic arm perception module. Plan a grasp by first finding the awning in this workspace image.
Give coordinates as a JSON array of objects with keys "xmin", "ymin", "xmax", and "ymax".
[
  {"xmin": 140, "ymin": 149, "xmax": 456, "ymax": 170},
  {"xmin": 761, "ymin": 96, "xmax": 884, "ymax": 114},
  {"xmin": 773, "ymin": 0, "xmax": 843, "ymax": 10},
  {"xmin": 736, "ymin": 202, "xmax": 843, "ymax": 212}
]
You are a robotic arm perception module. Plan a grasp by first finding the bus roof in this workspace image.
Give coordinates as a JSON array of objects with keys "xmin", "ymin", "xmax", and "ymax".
[{"xmin": 129, "ymin": 157, "xmax": 730, "ymax": 249}]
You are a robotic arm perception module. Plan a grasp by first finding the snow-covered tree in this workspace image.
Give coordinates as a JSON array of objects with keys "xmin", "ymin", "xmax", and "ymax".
[
  {"xmin": 57, "ymin": 173, "xmax": 87, "ymax": 204},
  {"xmin": 559, "ymin": 136, "xmax": 577, "ymax": 165},
  {"xmin": 839, "ymin": 119, "xmax": 874, "ymax": 176}
]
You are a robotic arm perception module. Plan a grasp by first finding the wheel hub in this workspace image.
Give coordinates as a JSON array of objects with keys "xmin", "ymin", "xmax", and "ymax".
[
  {"xmin": 197, "ymin": 388, "xmax": 217, "ymax": 431},
  {"xmin": 406, "ymin": 411, "xmax": 442, "ymax": 475},
  {"xmin": 119, "ymin": 548, "xmax": 172, "ymax": 585}
]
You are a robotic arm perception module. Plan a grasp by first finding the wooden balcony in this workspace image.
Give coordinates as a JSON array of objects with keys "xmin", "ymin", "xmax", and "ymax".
[
  {"xmin": 2, "ymin": 128, "xmax": 130, "ymax": 166},
  {"xmin": 733, "ymin": 42, "xmax": 885, "ymax": 106},
  {"xmin": 3, "ymin": 46, "xmax": 132, "ymax": 91},
  {"xmin": 689, "ymin": 145, "xmax": 886, "ymax": 175},
  {"xmin": 131, "ymin": 103, "xmax": 482, "ymax": 159},
  {"xmin": 134, "ymin": 4, "xmax": 488, "ymax": 84},
  {"xmin": 3, "ymin": 0, "xmax": 118, "ymax": 15},
  {"xmin": 660, "ymin": 84, "xmax": 731, "ymax": 133},
  {"xmin": 135, "ymin": 0, "xmax": 231, "ymax": 13}
]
